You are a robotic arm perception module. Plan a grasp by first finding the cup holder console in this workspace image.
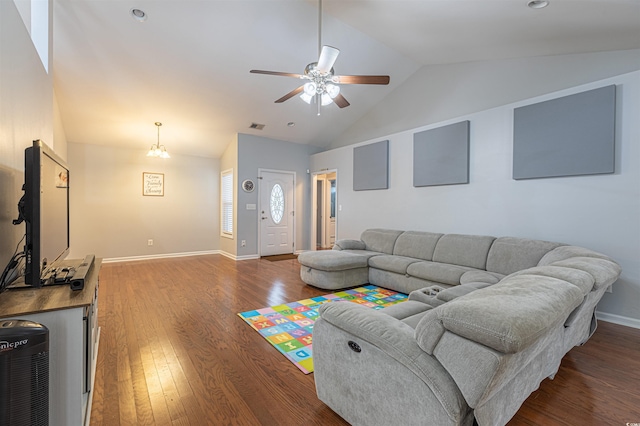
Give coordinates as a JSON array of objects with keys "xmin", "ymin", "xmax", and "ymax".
[{"xmin": 422, "ymin": 286, "xmax": 445, "ymax": 296}]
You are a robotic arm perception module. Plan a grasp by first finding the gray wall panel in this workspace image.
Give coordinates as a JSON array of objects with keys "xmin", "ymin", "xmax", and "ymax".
[
  {"xmin": 353, "ymin": 140, "xmax": 389, "ymax": 191},
  {"xmin": 413, "ymin": 121, "xmax": 470, "ymax": 187},
  {"xmin": 513, "ymin": 85, "xmax": 616, "ymax": 180}
]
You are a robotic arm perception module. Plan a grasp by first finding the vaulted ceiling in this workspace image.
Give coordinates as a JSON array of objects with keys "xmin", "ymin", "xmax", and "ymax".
[{"xmin": 53, "ymin": 0, "xmax": 640, "ymax": 158}]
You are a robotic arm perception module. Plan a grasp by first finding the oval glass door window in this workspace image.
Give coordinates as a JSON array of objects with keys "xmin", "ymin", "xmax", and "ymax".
[{"xmin": 270, "ymin": 184, "xmax": 285, "ymax": 224}]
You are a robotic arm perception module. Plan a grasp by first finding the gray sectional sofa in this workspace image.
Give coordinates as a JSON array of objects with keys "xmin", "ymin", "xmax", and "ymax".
[{"xmin": 298, "ymin": 229, "xmax": 621, "ymax": 425}]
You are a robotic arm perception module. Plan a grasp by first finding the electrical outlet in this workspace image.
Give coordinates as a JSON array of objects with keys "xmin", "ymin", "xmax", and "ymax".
[
  {"xmin": 241, "ymin": 240, "xmax": 246, "ymax": 247},
  {"xmin": 148, "ymin": 239, "xmax": 153, "ymax": 246}
]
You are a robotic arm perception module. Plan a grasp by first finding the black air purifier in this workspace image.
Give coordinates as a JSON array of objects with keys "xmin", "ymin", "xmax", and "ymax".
[{"xmin": 0, "ymin": 320, "xmax": 49, "ymax": 426}]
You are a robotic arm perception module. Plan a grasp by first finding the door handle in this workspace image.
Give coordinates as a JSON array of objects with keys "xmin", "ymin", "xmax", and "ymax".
[{"xmin": 262, "ymin": 217, "xmax": 268, "ymax": 220}]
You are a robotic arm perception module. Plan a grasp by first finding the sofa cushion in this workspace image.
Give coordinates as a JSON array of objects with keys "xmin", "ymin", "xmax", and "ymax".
[
  {"xmin": 486, "ymin": 237, "xmax": 563, "ymax": 276},
  {"xmin": 361, "ymin": 229, "xmax": 404, "ymax": 255},
  {"xmin": 460, "ymin": 270, "xmax": 505, "ymax": 285},
  {"xmin": 300, "ymin": 266, "xmax": 369, "ymax": 290},
  {"xmin": 298, "ymin": 251, "xmax": 368, "ymax": 271},
  {"xmin": 339, "ymin": 249, "xmax": 385, "ymax": 260},
  {"xmin": 432, "ymin": 234, "xmax": 496, "ymax": 270},
  {"xmin": 382, "ymin": 300, "xmax": 434, "ymax": 326},
  {"xmin": 368, "ymin": 255, "xmax": 422, "ymax": 274},
  {"xmin": 406, "ymin": 261, "xmax": 475, "ymax": 286},
  {"xmin": 416, "ymin": 275, "xmax": 585, "ymax": 354},
  {"xmin": 392, "ymin": 231, "xmax": 444, "ymax": 261}
]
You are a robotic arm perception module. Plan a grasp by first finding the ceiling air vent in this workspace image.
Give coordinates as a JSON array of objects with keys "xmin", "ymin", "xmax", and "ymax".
[{"xmin": 249, "ymin": 122, "xmax": 265, "ymax": 130}]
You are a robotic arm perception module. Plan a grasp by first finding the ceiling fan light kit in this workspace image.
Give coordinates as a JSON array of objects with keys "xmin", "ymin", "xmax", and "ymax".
[{"xmin": 249, "ymin": 0, "xmax": 389, "ymax": 114}]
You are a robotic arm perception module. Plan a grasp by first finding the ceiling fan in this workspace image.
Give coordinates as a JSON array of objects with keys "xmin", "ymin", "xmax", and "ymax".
[{"xmin": 250, "ymin": 0, "xmax": 390, "ymax": 114}]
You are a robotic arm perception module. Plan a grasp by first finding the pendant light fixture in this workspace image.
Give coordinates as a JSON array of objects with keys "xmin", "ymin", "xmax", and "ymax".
[{"xmin": 146, "ymin": 122, "xmax": 170, "ymax": 158}]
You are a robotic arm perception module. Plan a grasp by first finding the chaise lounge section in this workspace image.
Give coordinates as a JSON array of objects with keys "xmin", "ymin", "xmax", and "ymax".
[{"xmin": 299, "ymin": 229, "xmax": 621, "ymax": 425}]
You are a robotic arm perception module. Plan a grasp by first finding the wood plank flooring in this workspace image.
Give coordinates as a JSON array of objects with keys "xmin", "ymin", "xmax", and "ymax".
[{"xmin": 90, "ymin": 255, "xmax": 640, "ymax": 426}]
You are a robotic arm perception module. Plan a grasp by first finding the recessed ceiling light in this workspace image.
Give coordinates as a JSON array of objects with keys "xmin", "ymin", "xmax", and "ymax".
[
  {"xmin": 527, "ymin": 0, "xmax": 549, "ymax": 9},
  {"xmin": 130, "ymin": 8, "xmax": 147, "ymax": 22},
  {"xmin": 287, "ymin": 122, "xmax": 295, "ymax": 127}
]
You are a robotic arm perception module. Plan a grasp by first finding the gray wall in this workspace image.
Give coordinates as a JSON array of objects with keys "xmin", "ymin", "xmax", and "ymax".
[
  {"xmin": 332, "ymin": 49, "xmax": 640, "ymax": 150},
  {"xmin": 311, "ymin": 69, "xmax": 640, "ymax": 325},
  {"xmin": 68, "ymin": 142, "xmax": 220, "ymax": 260},
  {"xmin": 0, "ymin": 1, "xmax": 57, "ymax": 271},
  {"xmin": 236, "ymin": 133, "xmax": 321, "ymax": 257}
]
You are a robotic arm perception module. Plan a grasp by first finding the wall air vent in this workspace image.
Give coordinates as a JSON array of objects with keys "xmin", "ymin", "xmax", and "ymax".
[{"xmin": 249, "ymin": 123, "xmax": 265, "ymax": 130}]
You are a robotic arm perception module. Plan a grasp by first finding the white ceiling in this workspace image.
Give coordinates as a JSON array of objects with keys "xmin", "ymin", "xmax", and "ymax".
[{"xmin": 53, "ymin": 0, "xmax": 640, "ymax": 158}]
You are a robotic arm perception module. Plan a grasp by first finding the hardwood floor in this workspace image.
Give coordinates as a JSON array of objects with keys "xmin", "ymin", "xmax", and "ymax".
[{"xmin": 90, "ymin": 255, "xmax": 640, "ymax": 426}]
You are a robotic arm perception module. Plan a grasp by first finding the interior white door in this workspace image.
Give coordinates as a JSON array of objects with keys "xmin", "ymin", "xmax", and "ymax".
[{"xmin": 260, "ymin": 170, "xmax": 294, "ymax": 256}]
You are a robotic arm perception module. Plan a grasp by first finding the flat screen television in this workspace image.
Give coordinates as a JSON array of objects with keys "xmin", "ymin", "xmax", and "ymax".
[{"xmin": 22, "ymin": 140, "xmax": 70, "ymax": 286}]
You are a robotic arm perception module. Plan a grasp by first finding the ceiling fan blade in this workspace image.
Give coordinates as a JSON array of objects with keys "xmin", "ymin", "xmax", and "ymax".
[
  {"xmin": 334, "ymin": 75, "xmax": 390, "ymax": 85},
  {"xmin": 275, "ymin": 86, "xmax": 305, "ymax": 103},
  {"xmin": 250, "ymin": 70, "xmax": 304, "ymax": 79},
  {"xmin": 333, "ymin": 93, "xmax": 350, "ymax": 108},
  {"xmin": 316, "ymin": 45, "xmax": 340, "ymax": 73}
]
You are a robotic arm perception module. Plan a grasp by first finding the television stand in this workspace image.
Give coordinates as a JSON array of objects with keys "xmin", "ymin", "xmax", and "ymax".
[{"xmin": 0, "ymin": 257, "xmax": 102, "ymax": 426}]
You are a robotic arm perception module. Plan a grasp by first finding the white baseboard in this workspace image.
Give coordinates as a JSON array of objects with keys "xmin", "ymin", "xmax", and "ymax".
[
  {"xmin": 218, "ymin": 251, "xmax": 260, "ymax": 261},
  {"xmin": 596, "ymin": 311, "xmax": 640, "ymax": 329},
  {"xmin": 103, "ymin": 250, "xmax": 220, "ymax": 263}
]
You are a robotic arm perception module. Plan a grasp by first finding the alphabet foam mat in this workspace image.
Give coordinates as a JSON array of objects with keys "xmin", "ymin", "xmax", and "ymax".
[{"xmin": 238, "ymin": 285, "xmax": 407, "ymax": 374}]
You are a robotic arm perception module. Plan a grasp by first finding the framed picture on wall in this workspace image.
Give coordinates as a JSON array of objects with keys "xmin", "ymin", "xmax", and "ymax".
[{"xmin": 143, "ymin": 172, "xmax": 164, "ymax": 196}]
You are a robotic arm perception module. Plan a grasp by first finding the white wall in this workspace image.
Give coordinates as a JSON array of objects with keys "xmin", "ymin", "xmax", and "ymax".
[
  {"xmin": 311, "ymin": 71, "xmax": 640, "ymax": 324},
  {"xmin": 68, "ymin": 142, "xmax": 220, "ymax": 260},
  {"xmin": 219, "ymin": 136, "xmax": 238, "ymax": 257},
  {"xmin": 0, "ymin": 0, "xmax": 54, "ymax": 269}
]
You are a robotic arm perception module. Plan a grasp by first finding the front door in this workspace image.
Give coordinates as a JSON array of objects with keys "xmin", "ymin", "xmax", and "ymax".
[{"xmin": 259, "ymin": 170, "xmax": 295, "ymax": 256}]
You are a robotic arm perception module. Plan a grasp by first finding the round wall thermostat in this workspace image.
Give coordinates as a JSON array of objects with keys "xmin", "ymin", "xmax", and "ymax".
[{"xmin": 242, "ymin": 179, "xmax": 255, "ymax": 192}]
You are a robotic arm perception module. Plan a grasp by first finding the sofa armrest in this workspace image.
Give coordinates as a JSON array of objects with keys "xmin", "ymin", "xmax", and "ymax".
[
  {"xmin": 414, "ymin": 275, "xmax": 586, "ymax": 422},
  {"xmin": 416, "ymin": 275, "xmax": 585, "ymax": 354},
  {"xmin": 333, "ymin": 239, "xmax": 366, "ymax": 251},
  {"xmin": 315, "ymin": 302, "xmax": 469, "ymax": 422},
  {"xmin": 319, "ymin": 302, "xmax": 421, "ymax": 358}
]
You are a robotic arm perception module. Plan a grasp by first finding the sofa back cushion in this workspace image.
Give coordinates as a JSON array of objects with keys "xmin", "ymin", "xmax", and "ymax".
[
  {"xmin": 393, "ymin": 231, "xmax": 444, "ymax": 260},
  {"xmin": 361, "ymin": 229, "xmax": 404, "ymax": 254},
  {"xmin": 486, "ymin": 237, "xmax": 564, "ymax": 275},
  {"xmin": 537, "ymin": 245, "xmax": 614, "ymax": 266},
  {"xmin": 432, "ymin": 234, "xmax": 496, "ymax": 270}
]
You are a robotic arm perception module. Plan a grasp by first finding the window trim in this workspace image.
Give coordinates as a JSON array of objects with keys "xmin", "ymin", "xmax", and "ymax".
[{"xmin": 221, "ymin": 168, "xmax": 234, "ymax": 239}]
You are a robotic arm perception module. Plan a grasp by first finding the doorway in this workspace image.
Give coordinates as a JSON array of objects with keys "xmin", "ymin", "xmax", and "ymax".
[
  {"xmin": 259, "ymin": 169, "xmax": 295, "ymax": 256},
  {"xmin": 312, "ymin": 170, "xmax": 337, "ymax": 250}
]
